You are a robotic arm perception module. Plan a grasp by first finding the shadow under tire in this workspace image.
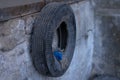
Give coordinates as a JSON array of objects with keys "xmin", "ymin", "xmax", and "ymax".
[{"xmin": 31, "ymin": 2, "xmax": 76, "ymax": 77}]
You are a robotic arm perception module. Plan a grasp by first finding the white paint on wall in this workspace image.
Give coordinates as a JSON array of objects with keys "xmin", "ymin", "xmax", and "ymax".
[{"xmin": 0, "ymin": 1, "xmax": 94, "ymax": 80}]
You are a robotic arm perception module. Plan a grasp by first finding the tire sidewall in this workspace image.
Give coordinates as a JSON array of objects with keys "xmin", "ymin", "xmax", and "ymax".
[{"xmin": 45, "ymin": 5, "xmax": 76, "ymax": 76}]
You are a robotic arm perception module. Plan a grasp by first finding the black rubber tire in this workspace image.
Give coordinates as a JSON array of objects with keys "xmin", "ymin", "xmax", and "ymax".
[{"xmin": 31, "ymin": 2, "xmax": 76, "ymax": 77}]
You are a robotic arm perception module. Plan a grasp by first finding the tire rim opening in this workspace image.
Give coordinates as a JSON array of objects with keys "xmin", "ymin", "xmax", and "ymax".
[{"xmin": 52, "ymin": 22, "xmax": 68, "ymax": 52}]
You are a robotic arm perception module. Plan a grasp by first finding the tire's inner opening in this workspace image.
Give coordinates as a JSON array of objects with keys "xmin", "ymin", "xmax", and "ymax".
[
  {"xmin": 57, "ymin": 22, "xmax": 68, "ymax": 50},
  {"xmin": 52, "ymin": 22, "xmax": 68, "ymax": 52}
]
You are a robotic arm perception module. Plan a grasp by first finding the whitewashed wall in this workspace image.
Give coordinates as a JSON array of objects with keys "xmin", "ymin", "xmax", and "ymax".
[{"xmin": 0, "ymin": 1, "xmax": 94, "ymax": 80}]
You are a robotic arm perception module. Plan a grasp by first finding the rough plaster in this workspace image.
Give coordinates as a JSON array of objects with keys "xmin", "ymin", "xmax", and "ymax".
[
  {"xmin": 0, "ymin": 1, "xmax": 94, "ymax": 80},
  {"xmin": 90, "ymin": 0, "xmax": 120, "ymax": 80},
  {"xmin": 1, "ymin": 0, "xmax": 120, "ymax": 80},
  {"xmin": 91, "ymin": 10, "xmax": 120, "ymax": 80}
]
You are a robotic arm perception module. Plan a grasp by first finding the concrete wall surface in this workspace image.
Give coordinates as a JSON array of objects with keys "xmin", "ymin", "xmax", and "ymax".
[
  {"xmin": 90, "ymin": 0, "xmax": 120, "ymax": 79},
  {"xmin": 0, "ymin": 1, "xmax": 94, "ymax": 80},
  {"xmin": 0, "ymin": 0, "xmax": 120, "ymax": 80}
]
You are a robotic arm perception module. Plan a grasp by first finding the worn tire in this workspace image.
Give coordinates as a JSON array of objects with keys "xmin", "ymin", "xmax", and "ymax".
[{"xmin": 31, "ymin": 2, "xmax": 76, "ymax": 77}]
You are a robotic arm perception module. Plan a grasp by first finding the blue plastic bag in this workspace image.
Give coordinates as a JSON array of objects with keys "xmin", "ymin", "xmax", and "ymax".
[{"xmin": 53, "ymin": 51, "xmax": 63, "ymax": 61}]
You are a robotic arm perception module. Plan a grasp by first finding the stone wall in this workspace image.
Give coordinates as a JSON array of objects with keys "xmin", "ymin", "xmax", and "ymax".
[
  {"xmin": 90, "ymin": 0, "xmax": 120, "ymax": 79},
  {"xmin": 0, "ymin": 1, "xmax": 94, "ymax": 80},
  {"xmin": 1, "ymin": 0, "xmax": 120, "ymax": 80}
]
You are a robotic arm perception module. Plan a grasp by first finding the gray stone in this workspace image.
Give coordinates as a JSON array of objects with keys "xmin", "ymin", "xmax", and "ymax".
[
  {"xmin": 0, "ymin": 19, "xmax": 26, "ymax": 51},
  {"xmin": 91, "ymin": 1, "xmax": 120, "ymax": 79},
  {"xmin": 0, "ymin": 0, "xmax": 120, "ymax": 80},
  {"xmin": 0, "ymin": 1, "xmax": 94, "ymax": 80},
  {"xmin": 93, "ymin": 76, "xmax": 120, "ymax": 80}
]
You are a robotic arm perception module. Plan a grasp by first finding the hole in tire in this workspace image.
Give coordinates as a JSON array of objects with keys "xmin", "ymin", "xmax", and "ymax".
[{"xmin": 52, "ymin": 22, "xmax": 68, "ymax": 52}]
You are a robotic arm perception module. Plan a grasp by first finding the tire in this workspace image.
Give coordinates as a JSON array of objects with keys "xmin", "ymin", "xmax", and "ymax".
[{"xmin": 31, "ymin": 2, "xmax": 76, "ymax": 77}]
